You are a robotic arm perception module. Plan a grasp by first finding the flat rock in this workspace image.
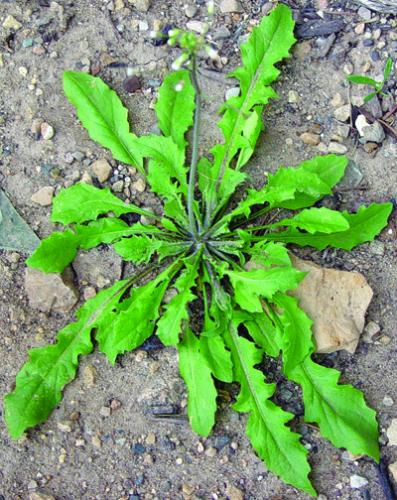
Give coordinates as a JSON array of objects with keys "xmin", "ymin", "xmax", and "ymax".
[
  {"xmin": 91, "ymin": 159, "xmax": 112, "ymax": 183},
  {"xmin": 31, "ymin": 186, "xmax": 54, "ymax": 206},
  {"xmin": 220, "ymin": 0, "xmax": 243, "ymax": 13},
  {"xmin": 350, "ymin": 475, "xmax": 368, "ymax": 489},
  {"xmin": 387, "ymin": 418, "xmax": 397, "ymax": 446},
  {"xmin": 333, "ymin": 104, "xmax": 351, "ymax": 122},
  {"xmin": 25, "ymin": 267, "xmax": 78, "ymax": 313},
  {"xmin": 291, "ymin": 256, "xmax": 373, "ymax": 353},
  {"xmin": 73, "ymin": 247, "xmax": 122, "ymax": 288}
]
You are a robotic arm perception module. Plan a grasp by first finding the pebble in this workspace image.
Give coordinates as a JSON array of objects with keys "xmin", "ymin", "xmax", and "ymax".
[
  {"xmin": 288, "ymin": 90, "xmax": 299, "ymax": 103},
  {"xmin": 205, "ymin": 446, "xmax": 217, "ymax": 457},
  {"xmin": 57, "ymin": 421, "xmax": 72, "ymax": 432},
  {"xmin": 175, "ymin": 457, "xmax": 183, "ymax": 465},
  {"xmin": 132, "ymin": 178, "xmax": 146, "ymax": 192},
  {"xmin": 81, "ymin": 171, "xmax": 92, "ymax": 184},
  {"xmin": 25, "ymin": 268, "xmax": 78, "ymax": 313},
  {"xmin": 389, "ymin": 462, "xmax": 397, "ymax": 482},
  {"xmin": 99, "ymin": 406, "xmax": 111, "ymax": 417},
  {"xmin": 330, "ymin": 93, "xmax": 344, "ymax": 107},
  {"xmin": 182, "ymin": 483, "xmax": 195, "ymax": 495},
  {"xmin": 225, "ymin": 86, "xmax": 240, "ymax": 100},
  {"xmin": 327, "ymin": 142, "xmax": 347, "ymax": 154},
  {"xmin": 382, "ymin": 396, "xmax": 394, "ymax": 407},
  {"xmin": 358, "ymin": 6, "xmax": 371, "ymax": 21},
  {"xmin": 186, "ymin": 20, "xmax": 206, "ymax": 34},
  {"xmin": 28, "ymin": 494, "xmax": 55, "ymax": 500},
  {"xmin": 379, "ymin": 335, "xmax": 391, "ymax": 345},
  {"xmin": 92, "ymin": 159, "xmax": 112, "ymax": 182},
  {"xmin": 350, "ymin": 475, "xmax": 368, "ymax": 489},
  {"xmin": 112, "ymin": 180, "xmax": 124, "ymax": 192},
  {"xmin": 110, "ymin": 398, "xmax": 122, "ymax": 410},
  {"xmin": 213, "ymin": 26, "xmax": 231, "ymax": 40},
  {"xmin": 362, "ymin": 320, "xmax": 381, "ymax": 342},
  {"xmin": 82, "ymin": 365, "xmax": 97, "ymax": 388},
  {"xmin": 333, "ymin": 104, "xmax": 350, "ymax": 122},
  {"xmin": 300, "ymin": 132, "xmax": 320, "ymax": 146},
  {"xmin": 184, "ymin": 5, "xmax": 198, "ymax": 18},
  {"xmin": 92, "ymin": 435, "xmax": 102, "ymax": 448},
  {"xmin": 197, "ymin": 442, "xmax": 205, "ymax": 453},
  {"xmin": 40, "ymin": 122, "xmax": 55, "ymax": 140},
  {"xmin": 31, "ymin": 186, "xmax": 54, "ymax": 206},
  {"xmin": 225, "ymin": 484, "xmax": 244, "ymax": 500},
  {"xmin": 28, "ymin": 480, "xmax": 38, "ymax": 491},
  {"xmin": 371, "ymin": 50, "xmax": 380, "ymax": 62},
  {"xmin": 128, "ymin": 0, "xmax": 151, "ymax": 12},
  {"xmin": 146, "ymin": 432, "xmax": 156, "ymax": 445},
  {"xmin": 220, "ymin": 0, "xmax": 243, "ymax": 13},
  {"xmin": 355, "ymin": 23, "xmax": 365, "ymax": 35},
  {"xmin": 2, "ymin": 15, "xmax": 22, "ymax": 30},
  {"xmin": 132, "ymin": 443, "xmax": 146, "ymax": 455},
  {"xmin": 18, "ymin": 66, "xmax": 28, "ymax": 77},
  {"xmin": 138, "ymin": 20, "xmax": 149, "ymax": 31},
  {"xmin": 363, "ymin": 39, "xmax": 374, "ymax": 47},
  {"xmin": 360, "ymin": 121, "xmax": 385, "ymax": 144},
  {"xmin": 387, "ymin": 419, "xmax": 397, "ymax": 445},
  {"xmin": 83, "ymin": 286, "xmax": 96, "ymax": 300}
]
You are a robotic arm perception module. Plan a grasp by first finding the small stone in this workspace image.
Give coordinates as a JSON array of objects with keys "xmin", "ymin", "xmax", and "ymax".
[
  {"xmin": 82, "ymin": 365, "xmax": 97, "ymax": 388},
  {"xmin": 114, "ymin": 0, "xmax": 124, "ymax": 10},
  {"xmin": 92, "ymin": 159, "xmax": 112, "ymax": 182},
  {"xmin": 288, "ymin": 90, "xmax": 299, "ymax": 103},
  {"xmin": 132, "ymin": 443, "xmax": 146, "ymax": 455},
  {"xmin": 213, "ymin": 26, "xmax": 231, "ymax": 40},
  {"xmin": 379, "ymin": 335, "xmax": 391, "ymax": 345},
  {"xmin": 132, "ymin": 177, "xmax": 146, "ymax": 192},
  {"xmin": 57, "ymin": 421, "xmax": 72, "ymax": 432},
  {"xmin": 362, "ymin": 320, "xmax": 381, "ymax": 343},
  {"xmin": 355, "ymin": 23, "xmax": 365, "ymax": 35},
  {"xmin": 382, "ymin": 396, "xmax": 394, "ymax": 407},
  {"xmin": 225, "ymin": 484, "xmax": 244, "ymax": 500},
  {"xmin": 327, "ymin": 142, "xmax": 347, "ymax": 154},
  {"xmin": 358, "ymin": 6, "xmax": 371, "ymax": 21},
  {"xmin": 336, "ymin": 124, "xmax": 350, "ymax": 138},
  {"xmin": 331, "ymin": 93, "xmax": 344, "ymax": 107},
  {"xmin": 205, "ymin": 446, "xmax": 217, "ymax": 457},
  {"xmin": 343, "ymin": 63, "xmax": 353, "ymax": 75},
  {"xmin": 28, "ymin": 480, "xmax": 38, "ymax": 491},
  {"xmin": 75, "ymin": 439, "xmax": 85, "ymax": 447},
  {"xmin": 128, "ymin": 0, "xmax": 151, "ymax": 12},
  {"xmin": 225, "ymin": 86, "xmax": 240, "ymax": 100},
  {"xmin": 350, "ymin": 475, "xmax": 368, "ymax": 489},
  {"xmin": 31, "ymin": 186, "xmax": 54, "ymax": 206},
  {"xmin": 110, "ymin": 398, "xmax": 122, "ymax": 410},
  {"xmin": 186, "ymin": 20, "xmax": 206, "ymax": 34},
  {"xmin": 300, "ymin": 132, "xmax": 320, "ymax": 146},
  {"xmin": 19, "ymin": 66, "xmax": 28, "ymax": 77},
  {"xmin": 40, "ymin": 122, "xmax": 55, "ymax": 140},
  {"xmin": 220, "ymin": 0, "xmax": 243, "ymax": 13},
  {"xmin": 355, "ymin": 114, "xmax": 369, "ymax": 137},
  {"xmin": 3, "ymin": 15, "xmax": 22, "ymax": 30},
  {"xmin": 123, "ymin": 75, "xmax": 141, "ymax": 93},
  {"xmin": 361, "ymin": 121, "xmax": 385, "ymax": 144},
  {"xmin": 138, "ymin": 20, "xmax": 149, "ymax": 31},
  {"xmin": 29, "ymin": 494, "xmax": 55, "ymax": 500},
  {"xmin": 112, "ymin": 180, "xmax": 124, "ymax": 192},
  {"xmin": 83, "ymin": 286, "xmax": 96, "ymax": 300},
  {"xmin": 81, "ymin": 171, "xmax": 92, "ymax": 184},
  {"xmin": 387, "ymin": 419, "xmax": 397, "ymax": 446},
  {"xmin": 176, "ymin": 457, "xmax": 183, "ymax": 465},
  {"xmin": 92, "ymin": 435, "xmax": 102, "ymax": 448},
  {"xmin": 25, "ymin": 268, "xmax": 78, "ymax": 313},
  {"xmin": 333, "ymin": 104, "xmax": 350, "ymax": 122},
  {"xmin": 197, "ymin": 442, "xmax": 205, "ymax": 453},
  {"xmin": 146, "ymin": 432, "xmax": 156, "ymax": 445},
  {"xmin": 182, "ymin": 484, "xmax": 195, "ymax": 495},
  {"xmin": 99, "ymin": 406, "xmax": 111, "ymax": 417},
  {"xmin": 184, "ymin": 5, "xmax": 198, "ymax": 18},
  {"xmin": 389, "ymin": 462, "xmax": 397, "ymax": 482}
]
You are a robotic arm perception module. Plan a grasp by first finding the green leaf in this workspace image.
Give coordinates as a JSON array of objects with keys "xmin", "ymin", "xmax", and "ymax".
[
  {"xmin": 383, "ymin": 57, "xmax": 393, "ymax": 81},
  {"xmin": 207, "ymin": 4, "xmax": 296, "ymax": 219},
  {"xmin": 155, "ymin": 70, "xmax": 195, "ymax": 148},
  {"xmin": 200, "ymin": 334, "xmax": 233, "ymax": 383},
  {"xmin": 363, "ymin": 92, "xmax": 377, "ymax": 103},
  {"xmin": 265, "ymin": 202, "xmax": 393, "ymax": 250},
  {"xmin": 244, "ymin": 312, "xmax": 280, "ymax": 358},
  {"xmin": 274, "ymin": 207, "xmax": 350, "ymax": 234},
  {"xmin": 97, "ymin": 267, "xmax": 173, "ymax": 364},
  {"xmin": 290, "ymin": 357, "xmax": 380, "ymax": 461},
  {"xmin": 4, "ymin": 278, "xmax": 132, "ymax": 439},
  {"xmin": 51, "ymin": 183, "xmax": 156, "ymax": 225},
  {"xmin": 347, "ymin": 75, "xmax": 377, "ymax": 86},
  {"xmin": 26, "ymin": 230, "xmax": 78, "ymax": 273},
  {"xmin": 156, "ymin": 259, "xmax": 199, "ymax": 346},
  {"xmin": 178, "ymin": 328, "xmax": 217, "ymax": 437},
  {"xmin": 224, "ymin": 316, "xmax": 315, "ymax": 496},
  {"xmin": 114, "ymin": 235, "xmax": 162, "ymax": 264},
  {"xmin": 226, "ymin": 267, "xmax": 305, "ymax": 313},
  {"xmin": 247, "ymin": 241, "xmax": 291, "ymax": 269},
  {"xmin": 63, "ymin": 71, "xmax": 143, "ymax": 171}
]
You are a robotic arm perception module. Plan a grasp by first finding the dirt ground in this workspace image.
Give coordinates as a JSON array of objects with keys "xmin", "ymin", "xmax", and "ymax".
[{"xmin": 0, "ymin": 0, "xmax": 397, "ymax": 499}]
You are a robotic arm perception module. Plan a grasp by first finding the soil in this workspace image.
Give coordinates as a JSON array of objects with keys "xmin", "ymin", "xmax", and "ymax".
[{"xmin": 0, "ymin": 1, "xmax": 396, "ymax": 499}]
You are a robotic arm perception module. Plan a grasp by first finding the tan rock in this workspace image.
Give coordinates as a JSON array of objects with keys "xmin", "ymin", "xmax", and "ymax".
[
  {"xmin": 3, "ymin": 15, "xmax": 22, "ymax": 30},
  {"xmin": 389, "ymin": 462, "xmax": 397, "ymax": 482},
  {"xmin": 31, "ymin": 186, "xmax": 54, "ymax": 206},
  {"xmin": 300, "ymin": 132, "xmax": 320, "ymax": 146},
  {"xmin": 387, "ymin": 419, "xmax": 397, "ymax": 446},
  {"xmin": 92, "ymin": 159, "xmax": 112, "ymax": 182},
  {"xmin": 25, "ymin": 267, "xmax": 78, "ymax": 313},
  {"xmin": 291, "ymin": 256, "xmax": 373, "ymax": 353},
  {"xmin": 225, "ymin": 484, "xmax": 244, "ymax": 500},
  {"xmin": 82, "ymin": 365, "xmax": 97, "ymax": 388},
  {"xmin": 327, "ymin": 141, "xmax": 348, "ymax": 154},
  {"xmin": 333, "ymin": 104, "xmax": 351, "ymax": 122}
]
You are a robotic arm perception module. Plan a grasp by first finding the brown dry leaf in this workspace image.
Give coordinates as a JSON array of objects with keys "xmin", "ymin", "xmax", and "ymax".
[{"xmin": 290, "ymin": 255, "xmax": 373, "ymax": 354}]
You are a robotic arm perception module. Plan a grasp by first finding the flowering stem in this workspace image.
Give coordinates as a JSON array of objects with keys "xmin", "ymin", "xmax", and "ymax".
[{"xmin": 187, "ymin": 57, "xmax": 201, "ymax": 238}]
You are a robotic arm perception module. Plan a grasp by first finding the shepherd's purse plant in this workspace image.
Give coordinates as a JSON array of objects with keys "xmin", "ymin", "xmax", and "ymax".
[{"xmin": 4, "ymin": 5, "xmax": 393, "ymax": 496}]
